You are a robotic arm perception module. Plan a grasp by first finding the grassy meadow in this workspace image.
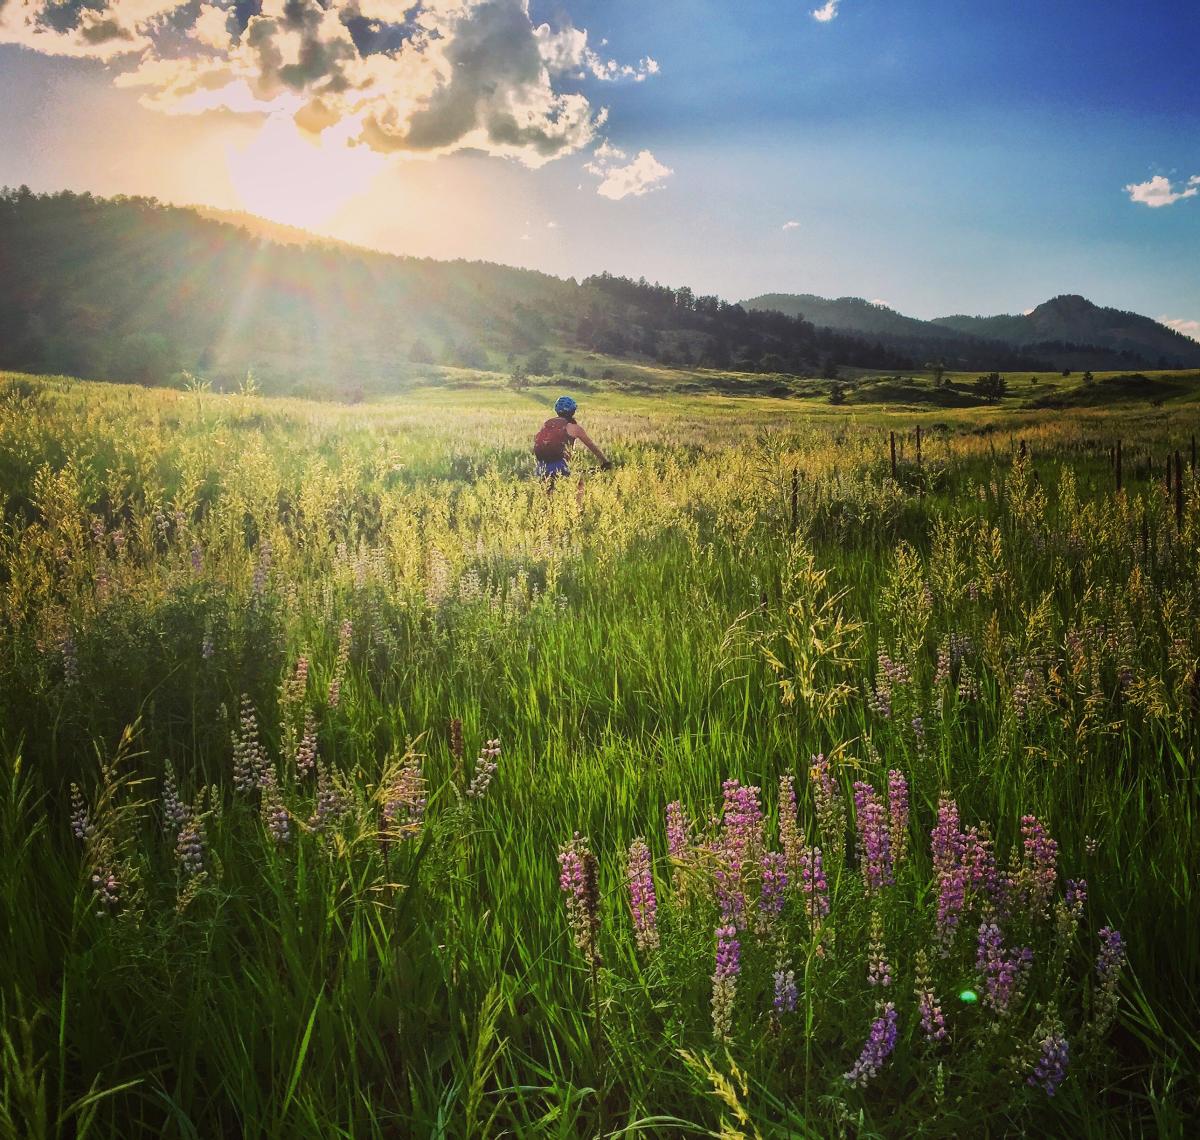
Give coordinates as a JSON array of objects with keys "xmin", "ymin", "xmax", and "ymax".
[{"xmin": 1, "ymin": 370, "xmax": 1198, "ymax": 1137}]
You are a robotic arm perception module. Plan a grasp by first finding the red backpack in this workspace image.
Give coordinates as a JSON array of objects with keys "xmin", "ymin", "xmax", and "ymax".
[{"xmin": 533, "ymin": 416, "xmax": 571, "ymax": 462}]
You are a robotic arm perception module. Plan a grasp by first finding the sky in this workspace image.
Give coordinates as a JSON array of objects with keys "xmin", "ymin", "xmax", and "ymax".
[{"xmin": 1, "ymin": 0, "xmax": 1197, "ymax": 333}]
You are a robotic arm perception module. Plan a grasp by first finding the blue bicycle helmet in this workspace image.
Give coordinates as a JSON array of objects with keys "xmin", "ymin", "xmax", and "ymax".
[{"xmin": 554, "ymin": 395, "xmax": 578, "ymax": 417}]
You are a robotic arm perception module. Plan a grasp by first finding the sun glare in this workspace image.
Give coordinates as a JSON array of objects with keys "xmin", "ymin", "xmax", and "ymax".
[{"xmin": 225, "ymin": 115, "xmax": 385, "ymax": 230}]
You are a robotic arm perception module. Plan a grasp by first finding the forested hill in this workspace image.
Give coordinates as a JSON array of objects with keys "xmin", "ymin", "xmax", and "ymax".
[{"xmin": 0, "ymin": 188, "xmax": 1037, "ymax": 395}]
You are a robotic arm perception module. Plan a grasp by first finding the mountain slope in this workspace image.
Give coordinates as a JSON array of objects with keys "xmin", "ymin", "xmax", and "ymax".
[
  {"xmin": 745, "ymin": 291, "xmax": 1200, "ymax": 369},
  {"xmin": 932, "ymin": 295, "xmax": 1200, "ymax": 365}
]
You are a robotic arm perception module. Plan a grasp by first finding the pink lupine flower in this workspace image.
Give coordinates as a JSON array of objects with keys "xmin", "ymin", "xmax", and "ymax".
[
  {"xmin": 799, "ymin": 845, "xmax": 830, "ymax": 932},
  {"xmin": 626, "ymin": 838, "xmax": 659, "ymax": 953},
  {"xmin": 914, "ymin": 949, "xmax": 946, "ymax": 1043},
  {"xmin": 558, "ymin": 833, "xmax": 601, "ymax": 966},
  {"xmin": 886, "ymin": 769, "xmax": 909, "ymax": 865}
]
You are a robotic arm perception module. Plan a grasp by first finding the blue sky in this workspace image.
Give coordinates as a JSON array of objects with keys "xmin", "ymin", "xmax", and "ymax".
[{"xmin": 1, "ymin": 1, "xmax": 1197, "ymax": 330}]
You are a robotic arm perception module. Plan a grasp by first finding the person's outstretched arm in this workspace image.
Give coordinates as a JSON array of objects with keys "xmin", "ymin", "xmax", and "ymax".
[{"xmin": 567, "ymin": 423, "xmax": 610, "ymax": 467}]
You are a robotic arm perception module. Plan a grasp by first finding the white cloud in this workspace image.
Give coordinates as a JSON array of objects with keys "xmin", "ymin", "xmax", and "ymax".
[
  {"xmin": 812, "ymin": 1, "xmax": 840, "ymax": 23},
  {"xmin": 1125, "ymin": 174, "xmax": 1200, "ymax": 208},
  {"xmin": 585, "ymin": 141, "xmax": 672, "ymax": 200},
  {"xmin": 1159, "ymin": 316, "xmax": 1200, "ymax": 342},
  {"xmin": 2, "ymin": 1, "xmax": 659, "ymax": 169},
  {"xmin": 781, "ymin": 220, "xmax": 800, "ymax": 231},
  {"xmin": 870, "ymin": 298, "xmax": 889, "ymax": 308}
]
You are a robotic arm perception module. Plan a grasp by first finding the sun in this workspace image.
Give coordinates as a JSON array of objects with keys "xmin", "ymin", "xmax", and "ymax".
[{"xmin": 225, "ymin": 115, "xmax": 385, "ymax": 230}]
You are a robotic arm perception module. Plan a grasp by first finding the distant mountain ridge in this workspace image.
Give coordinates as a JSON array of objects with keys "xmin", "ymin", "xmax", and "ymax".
[{"xmin": 744, "ymin": 292, "xmax": 1200, "ymax": 369}]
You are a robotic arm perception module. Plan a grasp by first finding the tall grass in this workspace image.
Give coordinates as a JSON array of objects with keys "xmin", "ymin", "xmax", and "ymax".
[{"xmin": 0, "ymin": 372, "xmax": 1197, "ymax": 1136}]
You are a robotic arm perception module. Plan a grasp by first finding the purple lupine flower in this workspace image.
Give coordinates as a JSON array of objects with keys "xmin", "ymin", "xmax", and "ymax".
[
  {"xmin": 1028, "ymin": 1013, "xmax": 1069, "ymax": 1096},
  {"xmin": 161, "ymin": 765, "xmax": 190, "ymax": 838},
  {"xmin": 799, "ymin": 845, "xmax": 830, "ymax": 932},
  {"xmin": 90, "ymin": 868, "xmax": 121, "ymax": 916},
  {"xmin": 190, "ymin": 544, "xmax": 203, "ymax": 574},
  {"xmin": 853, "ymin": 780, "xmax": 892, "ymax": 893},
  {"xmin": 962, "ymin": 824, "xmax": 999, "ymax": 902},
  {"xmin": 466, "ymin": 738, "xmax": 501, "ymax": 800},
  {"xmin": 778, "ymin": 775, "xmax": 805, "ymax": 873},
  {"xmin": 329, "ymin": 618, "xmax": 352, "ymax": 708},
  {"xmin": 711, "ymin": 923, "xmax": 740, "ymax": 1040},
  {"xmin": 626, "ymin": 838, "xmax": 660, "ymax": 953},
  {"xmin": 1065, "ymin": 879, "xmax": 1087, "ymax": 911},
  {"xmin": 914, "ymin": 949, "xmax": 946, "ymax": 1043},
  {"xmin": 844, "ymin": 1002, "xmax": 898, "ymax": 1086},
  {"xmin": 867, "ymin": 909, "xmax": 892, "ymax": 987},
  {"xmin": 1092, "ymin": 927, "xmax": 1126, "ymax": 1035},
  {"xmin": 886, "ymin": 769, "xmax": 909, "ymax": 866},
  {"xmin": 934, "ymin": 641, "xmax": 951, "ymax": 687},
  {"xmin": 70, "ymin": 783, "xmax": 93, "ymax": 842},
  {"xmin": 932, "ymin": 794, "xmax": 966, "ymax": 950},
  {"xmin": 809, "ymin": 754, "xmax": 846, "ymax": 870},
  {"xmin": 176, "ymin": 817, "xmax": 206, "ymax": 877},
  {"xmin": 1019, "ymin": 815, "xmax": 1058, "ymax": 919},
  {"xmin": 558, "ymin": 833, "xmax": 601, "ymax": 966},
  {"xmin": 976, "ymin": 920, "xmax": 1032, "ymax": 1014},
  {"xmin": 260, "ymin": 769, "xmax": 291, "ymax": 845},
  {"xmin": 757, "ymin": 851, "xmax": 788, "ymax": 935},
  {"xmin": 773, "ymin": 967, "xmax": 798, "ymax": 1015}
]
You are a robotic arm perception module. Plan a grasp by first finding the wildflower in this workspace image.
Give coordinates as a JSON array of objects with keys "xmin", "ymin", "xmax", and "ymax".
[
  {"xmin": 778, "ymin": 774, "xmax": 805, "ymax": 873},
  {"xmin": 70, "ymin": 783, "xmax": 93, "ymax": 842},
  {"xmin": 90, "ymin": 868, "xmax": 121, "ymax": 915},
  {"xmin": 1092, "ymin": 927, "xmax": 1126, "ymax": 1035},
  {"xmin": 886, "ymin": 769, "xmax": 909, "ymax": 866},
  {"xmin": 1055, "ymin": 878, "xmax": 1087, "ymax": 944},
  {"xmin": 758, "ymin": 851, "xmax": 787, "ymax": 935},
  {"xmin": 176, "ymin": 817, "xmax": 206, "ymax": 878},
  {"xmin": 161, "ymin": 764, "xmax": 190, "ymax": 838},
  {"xmin": 976, "ymin": 920, "xmax": 1032, "ymax": 1014},
  {"xmin": 867, "ymin": 909, "xmax": 891, "ymax": 987},
  {"xmin": 449, "ymin": 717, "xmax": 464, "ymax": 763},
  {"xmin": 844, "ymin": 1002, "xmax": 898, "ymax": 1086},
  {"xmin": 231, "ymin": 696, "xmax": 267, "ymax": 794},
  {"xmin": 711, "ymin": 923, "xmax": 740, "ymax": 1041},
  {"xmin": 201, "ymin": 632, "xmax": 214, "ymax": 660},
  {"xmin": 715, "ymin": 779, "xmax": 763, "ymax": 928},
  {"xmin": 190, "ymin": 543, "xmax": 203, "ymax": 574},
  {"xmin": 666, "ymin": 800, "xmax": 689, "ymax": 861},
  {"xmin": 558, "ymin": 833, "xmax": 601, "ymax": 966},
  {"xmin": 962, "ymin": 824, "xmax": 999, "ymax": 904},
  {"xmin": 260, "ymin": 769, "xmax": 290, "ymax": 845},
  {"xmin": 914, "ymin": 949, "xmax": 947, "ymax": 1043},
  {"xmin": 911, "ymin": 714, "xmax": 927, "ymax": 755},
  {"xmin": 626, "ymin": 838, "xmax": 659, "ymax": 953},
  {"xmin": 466, "ymin": 738, "xmax": 501, "ymax": 800},
  {"xmin": 295, "ymin": 711, "xmax": 318, "ymax": 776},
  {"xmin": 61, "ymin": 632, "xmax": 79, "ymax": 687},
  {"xmin": 329, "ymin": 619, "xmax": 352, "ymax": 708},
  {"xmin": 853, "ymin": 780, "xmax": 892, "ymax": 893},
  {"xmin": 382, "ymin": 755, "xmax": 426, "ymax": 843},
  {"xmin": 1028, "ymin": 1008, "xmax": 1069, "ymax": 1096},
  {"xmin": 799, "ymin": 845, "xmax": 830, "ymax": 932},
  {"xmin": 809, "ymin": 754, "xmax": 845, "ymax": 870},
  {"xmin": 1019, "ymin": 815, "xmax": 1058, "ymax": 919},
  {"xmin": 932, "ymin": 795, "xmax": 966, "ymax": 950},
  {"xmin": 773, "ymin": 967, "xmax": 798, "ymax": 1015},
  {"xmin": 308, "ymin": 763, "xmax": 346, "ymax": 835}
]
